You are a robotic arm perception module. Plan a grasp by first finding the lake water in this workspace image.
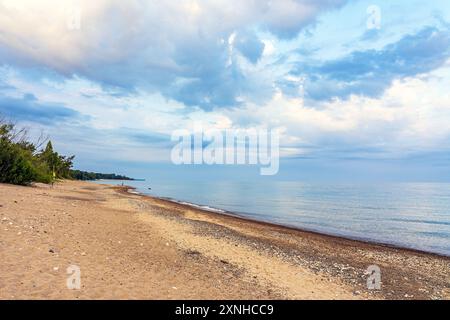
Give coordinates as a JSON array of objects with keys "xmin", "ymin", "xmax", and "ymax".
[{"xmin": 94, "ymin": 179, "xmax": 450, "ymax": 256}]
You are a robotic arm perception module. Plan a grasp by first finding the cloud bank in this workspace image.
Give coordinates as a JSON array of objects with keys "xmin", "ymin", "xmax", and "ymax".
[
  {"xmin": 0, "ymin": 0, "xmax": 347, "ymax": 110},
  {"xmin": 1, "ymin": 0, "xmax": 450, "ymax": 179}
]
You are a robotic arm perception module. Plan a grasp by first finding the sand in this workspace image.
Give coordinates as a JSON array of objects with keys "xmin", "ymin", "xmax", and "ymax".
[{"xmin": 0, "ymin": 180, "xmax": 449, "ymax": 300}]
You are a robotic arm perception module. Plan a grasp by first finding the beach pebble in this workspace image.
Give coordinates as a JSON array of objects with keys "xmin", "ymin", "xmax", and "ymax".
[
  {"xmin": 353, "ymin": 290, "xmax": 361, "ymax": 296},
  {"xmin": 49, "ymin": 249, "xmax": 55, "ymax": 253},
  {"xmin": 53, "ymin": 267, "xmax": 59, "ymax": 271},
  {"xmin": 172, "ymin": 287, "xmax": 177, "ymax": 290},
  {"xmin": 81, "ymin": 252, "xmax": 86, "ymax": 256}
]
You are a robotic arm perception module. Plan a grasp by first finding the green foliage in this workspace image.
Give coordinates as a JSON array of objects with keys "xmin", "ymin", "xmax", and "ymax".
[
  {"xmin": 0, "ymin": 139, "xmax": 36, "ymax": 185},
  {"xmin": 38, "ymin": 141, "xmax": 74, "ymax": 180},
  {"xmin": 1, "ymin": 118, "xmax": 131, "ymax": 185},
  {"xmin": 0, "ymin": 120, "xmax": 75, "ymax": 185}
]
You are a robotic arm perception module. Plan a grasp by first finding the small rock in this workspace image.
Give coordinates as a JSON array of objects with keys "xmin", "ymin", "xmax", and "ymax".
[
  {"xmin": 53, "ymin": 267, "xmax": 59, "ymax": 271},
  {"xmin": 81, "ymin": 252, "xmax": 86, "ymax": 256},
  {"xmin": 172, "ymin": 287, "xmax": 177, "ymax": 290},
  {"xmin": 49, "ymin": 249, "xmax": 55, "ymax": 253},
  {"xmin": 353, "ymin": 291, "xmax": 361, "ymax": 296}
]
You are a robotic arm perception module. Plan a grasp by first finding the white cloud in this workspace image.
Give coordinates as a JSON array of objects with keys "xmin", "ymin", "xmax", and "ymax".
[
  {"xmin": 0, "ymin": 0, "xmax": 347, "ymax": 109},
  {"xmin": 1, "ymin": 1, "xmax": 450, "ymax": 165},
  {"xmin": 222, "ymin": 65, "xmax": 450, "ymax": 158},
  {"xmin": 0, "ymin": 0, "xmax": 345, "ymax": 68}
]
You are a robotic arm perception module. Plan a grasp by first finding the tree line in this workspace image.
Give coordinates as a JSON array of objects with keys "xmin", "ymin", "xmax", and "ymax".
[
  {"xmin": 0, "ymin": 118, "xmax": 131, "ymax": 185},
  {"xmin": 70, "ymin": 170, "xmax": 133, "ymax": 181}
]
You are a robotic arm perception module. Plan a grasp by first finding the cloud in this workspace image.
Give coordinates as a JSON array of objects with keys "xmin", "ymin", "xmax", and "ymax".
[
  {"xmin": 233, "ymin": 30, "xmax": 266, "ymax": 64},
  {"xmin": 257, "ymin": 0, "xmax": 347, "ymax": 38},
  {"xmin": 0, "ymin": 93, "xmax": 83, "ymax": 124},
  {"xmin": 119, "ymin": 128, "xmax": 172, "ymax": 146},
  {"xmin": 2, "ymin": 0, "xmax": 450, "ymax": 179},
  {"xmin": 359, "ymin": 28, "xmax": 381, "ymax": 42},
  {"xmin": 294, "ymin": 26, "xmax": 450, "ymax": 101},
  {"xmin": 224, "ymin": 64, "xmax": 450, "ymax": 161},
  {"xmin": 0, "ymin": 0, "xmax": 348, "ymax": 110}
]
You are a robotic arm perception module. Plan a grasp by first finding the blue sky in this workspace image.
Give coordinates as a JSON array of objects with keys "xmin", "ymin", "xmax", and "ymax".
[{"xmin": 1, "ymin": 0, "xmax": 450, "ymax": 181}]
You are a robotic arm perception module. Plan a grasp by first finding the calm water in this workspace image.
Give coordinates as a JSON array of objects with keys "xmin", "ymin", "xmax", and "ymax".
[{"xmin": 95, "ymin": 179, "xmax": 450, "ymax": 256}]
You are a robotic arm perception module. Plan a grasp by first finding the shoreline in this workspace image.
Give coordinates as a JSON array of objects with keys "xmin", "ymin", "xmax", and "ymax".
[
  {"xmin": 117, "ymin": 184, "xmax": 450, "ymax": 259},
  {"xmin": 1, "ymin": 180, "xmax": 449, "ymax": 299}
]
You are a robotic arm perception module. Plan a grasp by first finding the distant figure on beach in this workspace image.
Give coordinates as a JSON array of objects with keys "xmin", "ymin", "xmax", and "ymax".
[{"xmin": 51, "ymin": 170, "xmax": 55, "ymax": 188}]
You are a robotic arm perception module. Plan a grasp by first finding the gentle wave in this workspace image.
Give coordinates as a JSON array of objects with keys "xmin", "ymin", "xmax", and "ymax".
[
  {"xmin": 175, "ymin": 200, "xmax": 227, "ymax": 213},
  {"xmin": 94, "ymin": 180, "xmax": 450, "ymax": 256}
]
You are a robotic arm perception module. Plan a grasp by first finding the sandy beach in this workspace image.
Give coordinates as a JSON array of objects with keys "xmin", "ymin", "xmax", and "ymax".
[{"xmin": 0, "ymin": 180, "xmax": 449, "ymax": 300}]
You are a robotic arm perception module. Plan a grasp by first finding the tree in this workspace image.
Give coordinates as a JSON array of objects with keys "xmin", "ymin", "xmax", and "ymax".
[
  {"xmin": 0, "ymin": 118, "xmax": 75, "ymax": 185},
  {"xmin": 38, "ymin": 141, "xmax": 76, "ymax": 181},
  {"xmin": 0, "ymin": 122, "xmax": 38, "ymax": 185}
]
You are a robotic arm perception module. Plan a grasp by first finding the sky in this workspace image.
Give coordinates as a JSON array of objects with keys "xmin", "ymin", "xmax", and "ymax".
[{"xmin": 1, "ymin": 0, "xmax": 450, "ymax": 181}]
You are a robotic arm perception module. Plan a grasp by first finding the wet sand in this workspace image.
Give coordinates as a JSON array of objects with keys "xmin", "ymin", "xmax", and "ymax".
[{"xmin": 0, "ymin": 180, "xmax": 449, "ymax": 299}]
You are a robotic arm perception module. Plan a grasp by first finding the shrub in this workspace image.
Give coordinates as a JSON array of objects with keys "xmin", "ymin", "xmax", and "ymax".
[
  {"xmin": 0, "ymin": 119, "xmax": 74, "ymax": 185},
  {"xmin": 0, "ymin": 136, "xmax": 37, "ymax": 185}
]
